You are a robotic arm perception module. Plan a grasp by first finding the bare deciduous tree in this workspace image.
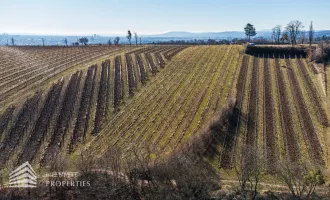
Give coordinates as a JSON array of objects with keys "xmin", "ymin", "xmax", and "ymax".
[
  {"xmin": 272, "ymin": 25, "xmax": 282, "ymax": 44},
  {"xmin": 234, "ymin": 146, "xmax": 266, "ymax": 200},
  {"xmin": 300, "ymin": 31, "xmax": 306, "ymax": 44},
  {"xmin": 285, "ymin": 20, "xmax": 304, "ymax": 46},
  {"xmin": 277, "ymin": 159, "xmax": 326, "ymax": 199}
]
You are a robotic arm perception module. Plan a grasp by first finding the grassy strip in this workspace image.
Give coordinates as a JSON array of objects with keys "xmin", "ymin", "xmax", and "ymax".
[
  {"xmin": 220, "ymin": 55, "xmax": 249, "ymax": 168},
  {"xmin": 268, "ymin": 57, "xmax": 285, "ymax": 160},
  {"xmin": 177, "ymin": 46, "xmax": 234, "ymax": 144},
  {"xmin": 263, "ymin": 56, "xmax": 278, "ymax": 168},
  {"xmin": 143, "ymin": 47, "xmax": 224, "ymax": 151},
  {"xmin": 120, "ymin": 52, "xmax": 129, "ymax": 103},
  {"xmin": 160, "ymin": 46, "xmax": 229, "ymax": 150},
  {"xmin": 217, "ymin": 46, "xmax": 243, "ymax": 110},
  {"xmin": 290, "ymin": 58, "xmax": 326, "ymax": 162},
  {"xmin": 257, "ymin": 57, "xmax": 265, "ymax": 152},
  {"xmin": 231, "ymin": 55, "xmax": 254, "ymax": 168},
  {"xmin": 278, "ymin": 58, "xmax": 302, "ymax": 161},
  {"xmin": 245, "ymin": 56, "xmax": 259, "ymax": 148}
]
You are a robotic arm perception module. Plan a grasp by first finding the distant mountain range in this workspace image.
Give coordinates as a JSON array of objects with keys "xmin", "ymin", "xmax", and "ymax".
[
  {"xmin": 145, "ymin": 31, "xmax": 245, "ymax": 38},
  {"xmin": 144, "ymin": 30, "xmax": 330, "ymax": 39},
  {"xmin": 1, "ymin": 30, "xmax": 329, "ymax": 46}
]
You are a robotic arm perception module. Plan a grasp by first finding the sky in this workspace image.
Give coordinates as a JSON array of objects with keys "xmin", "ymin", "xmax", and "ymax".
[{"xmin": 0, "ymin": 0, "xmax": 329, "ymax": 36}]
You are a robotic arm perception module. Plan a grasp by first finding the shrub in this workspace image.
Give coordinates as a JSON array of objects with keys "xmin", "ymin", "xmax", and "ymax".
[{"xmin": 312, "ymin": 41, "xmax": 330, "ymax": 63}]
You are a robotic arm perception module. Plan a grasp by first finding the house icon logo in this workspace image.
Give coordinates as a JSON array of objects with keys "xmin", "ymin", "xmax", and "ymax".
[{"xmin": 5, "ymin": 162, "xmax": 37, "ymax": 188}]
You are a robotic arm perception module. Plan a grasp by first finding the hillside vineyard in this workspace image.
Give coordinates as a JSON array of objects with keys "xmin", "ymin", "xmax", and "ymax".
[
  {"xmin": 0, "ymin": 45, "xmax": 329, "ymax": 171},
  {"xmin": 0, "ymin": 45, "xmax": 186, "ymax": 167}
]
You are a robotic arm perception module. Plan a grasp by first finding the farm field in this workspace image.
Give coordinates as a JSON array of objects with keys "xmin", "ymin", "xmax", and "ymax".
[
  {"xmin": 0, "ymin": 44, "xmax": 329, "ymax": 173},
  {"xmin": 225, "ymin": 53, "xmax": 330, "ymax": 169},
  {"xmin": 86, "ymin": 45, "xmax": 330, "ymax": 171},
  {"xmin": 0, "ymin": 45, "xmax": 132, "ymax": 110},
  {"xmin": 0, "ymin": 45, "xmax": 187, "ymax": 168}
]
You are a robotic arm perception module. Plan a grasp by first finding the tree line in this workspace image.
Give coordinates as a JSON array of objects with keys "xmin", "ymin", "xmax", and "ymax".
[
  {"xmin": 244, "ymin": 20, "xmax": 330, "ymax": 46},
  {"xmin": 74, "ymin": 30, "xmax": 142, "ymax": 46},
  {"xmin": 5, "ymin": 31, "xmax": 142, "ymax": 46},
  {"xmin": 5, "ymin": 22, "xmax": 330, "ymax": 46},
  {"xmin": 270, "ymin": 21, "xmax": 314, "ymax": 46}
]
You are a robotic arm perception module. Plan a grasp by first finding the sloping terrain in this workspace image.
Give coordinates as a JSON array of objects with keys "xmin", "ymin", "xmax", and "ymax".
[
  {"xmin": 0, "ymin": 45, "xmax": 329, "ymax": 173},
  {"xmin": 0, "ymin": 45, "xmax": 186, "ymax": 168},
  {"xmin": 0, "ymin": 46, "xmax": 132, "ymax": 110}
]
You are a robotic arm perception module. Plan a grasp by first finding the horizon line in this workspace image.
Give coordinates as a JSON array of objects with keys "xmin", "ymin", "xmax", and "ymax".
[{"xmin": 1, "ymin": 29, "xmax": 329, "ymax": 37}]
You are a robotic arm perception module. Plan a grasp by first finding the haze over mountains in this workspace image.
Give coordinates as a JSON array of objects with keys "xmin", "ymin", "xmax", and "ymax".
[
  {"xmin": 146, "ymin": 31, "xmax": 255, "ymax": 38},
  {"xmin": 1, "ymin": 30, "xmax": 329, "ymax": 46},
  {"xmin": 147, "ymin": 30, "xmax": 330, "ymax": 38}
]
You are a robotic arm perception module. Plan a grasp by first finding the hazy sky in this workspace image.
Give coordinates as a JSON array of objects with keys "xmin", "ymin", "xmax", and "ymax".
[{"xmin": 0, "ymin": 0, "xmax": 328, "ymax": 35}]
